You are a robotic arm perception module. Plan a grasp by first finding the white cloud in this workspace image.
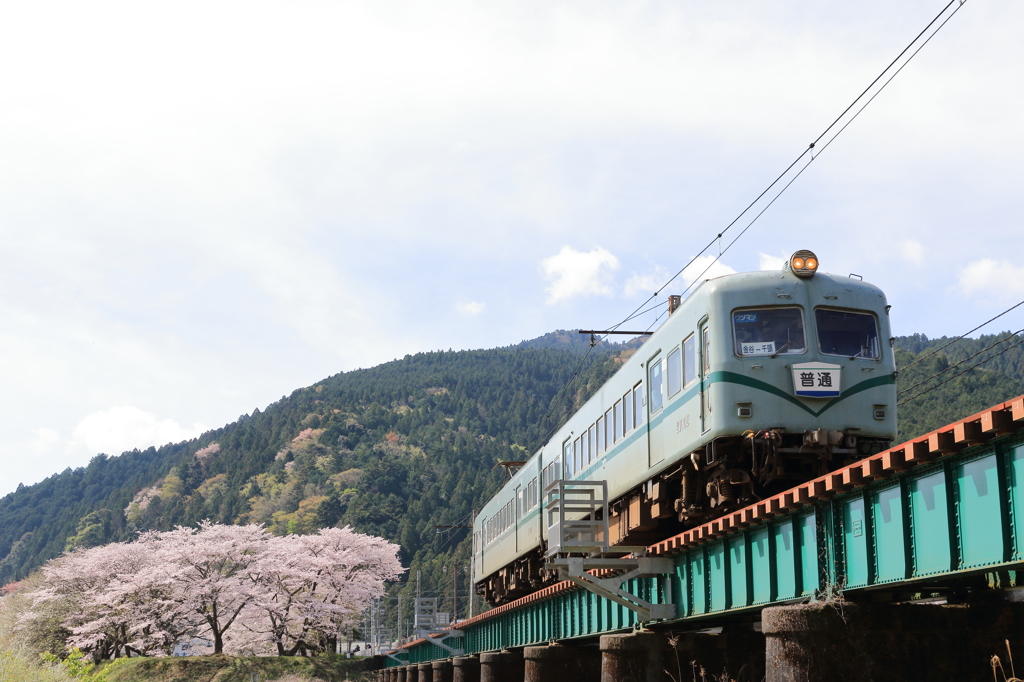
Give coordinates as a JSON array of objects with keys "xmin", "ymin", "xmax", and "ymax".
[
  {"xmin": 542, "ymin": 246, "xmax": 621, "ymax": 304},
  {"xmin": 30, "ymin": 428, "xmax": 60, "ymax": 454},
  {"xmin": 959, "ymin": 259, "xmax": 1024, "ymax": 300},
  {"xmin": 901, "ymin": 239, "xmax": 924, "ymax": 266},
  {"xmin": 758, "ymin": 252, "xmax": 787, "ymax": 271},
  {"xmin": 681, "ymin": 256, "xmax": 737, "ymax": 290},
  {"xmin": 71, "ymin": 406, "xmax": 207, "ymax": 457},
  {"xmin": 457, "ymin": 301, "xmax": 486, "ymax": 315},
  {"xmin": 624, "ymin": 266, "xmax": 671, "ymax": 298}
]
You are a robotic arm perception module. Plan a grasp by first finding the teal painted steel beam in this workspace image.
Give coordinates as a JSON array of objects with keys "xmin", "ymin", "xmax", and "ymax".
[{"xmin": 386, "ymin": 432, "xmax": 1024, "ymax": 667}]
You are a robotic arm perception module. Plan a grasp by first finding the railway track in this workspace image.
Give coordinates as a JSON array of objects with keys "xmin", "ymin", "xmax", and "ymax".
[{"xmin": 387, "ymin": 393, "xmax": 1024, "ymax": 667}]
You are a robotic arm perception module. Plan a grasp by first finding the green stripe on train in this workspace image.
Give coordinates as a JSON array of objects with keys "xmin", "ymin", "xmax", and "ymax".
[{"xmin": 707, "ymin": 371, "xmax": 895, "ymax": 417}]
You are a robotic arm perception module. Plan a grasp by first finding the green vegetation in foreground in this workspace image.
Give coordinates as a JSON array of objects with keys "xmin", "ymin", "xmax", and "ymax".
[{"xmin": 102, "ymin": 654, "xmax": 378, "ymax": 682}]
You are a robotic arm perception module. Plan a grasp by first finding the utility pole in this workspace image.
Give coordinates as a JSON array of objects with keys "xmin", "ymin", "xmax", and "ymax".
[
  {"xmin": 452, "ymin": 561, "xmax": 458, "ymax": 623},
  {"xmin": 416, "ymin": 570, "xmax": 421, "ymax": 600},
  {"xmin": 397, "ymin": 593, "xmax": 403, "ymax": 643}
]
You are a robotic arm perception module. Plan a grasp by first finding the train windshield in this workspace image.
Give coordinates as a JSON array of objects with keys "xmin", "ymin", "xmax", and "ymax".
[
  {"xmin": 732, "ymin": 307, "xmax": 806, "ymax": 357},
  {"xmin": 816, "ymin": 309, "xmax": 880, "ymax": 359}
]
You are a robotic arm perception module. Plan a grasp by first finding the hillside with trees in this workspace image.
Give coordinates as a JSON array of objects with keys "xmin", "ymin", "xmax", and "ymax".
[
  {"xmin": 0, "ymin": 331, "xmax": 628, "ymax": 636},
  {"xmin": 0, "ymin": 329, "xmax": 1022, "ymax": 646}
]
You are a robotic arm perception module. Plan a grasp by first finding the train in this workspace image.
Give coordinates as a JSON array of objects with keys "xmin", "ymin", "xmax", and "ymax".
[{"xmin": 472, "ymin": 250, "xmax": 898, "ymax": 606}]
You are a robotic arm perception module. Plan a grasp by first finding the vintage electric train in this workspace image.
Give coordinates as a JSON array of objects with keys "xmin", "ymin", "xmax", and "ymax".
[{"xmin": 472, "ymin": 251, "xmax": 897, "ymax": 606}]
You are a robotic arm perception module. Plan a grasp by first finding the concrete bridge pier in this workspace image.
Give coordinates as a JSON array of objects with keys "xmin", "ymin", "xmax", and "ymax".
[
  {"xmin": 453, "ymin": 655, "xmax": 481, "ymax": 682},
  {"xmin": 524, "ymin": 642, "xmax": 600, "ymax": 682},
  {"xmin": 763, "ymin": 600, "xmax": 1024, "ymax": 682},
  {"xmin": 600, "ymin": 627, "xmax": 765, "ymax": 682},
  {"xmin": 600, "ymin": 630, "xmax": 671, "ymax": 682},
  {"xmin": 480, "ymin": 650, "xmax": 525, "ymax": 682},
  {"xmin": 433, "ymin": 658, "xmax": 454, "ymax": 682},
  {"xmin": 417, "ymin": 662, "xmax": 432, "ymax": 682},
  {"xmin": 396, "ymin": 665, "xmax": 408, "ymax": 682}
]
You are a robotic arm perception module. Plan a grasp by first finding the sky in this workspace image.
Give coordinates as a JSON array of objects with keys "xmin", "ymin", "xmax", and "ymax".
[{"xmin": 2, "ymin": 0, "xmax": 1023, "ymax": 496}]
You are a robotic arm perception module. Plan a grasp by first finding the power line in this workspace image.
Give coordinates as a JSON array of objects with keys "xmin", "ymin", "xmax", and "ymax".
[
  {"xmin": 898, "ymin": 333, "xmax": 1024, "ymax": 406},
  {"xmin": 607, "ymin": 0, "xmax": 967, "ymax": 334},
  {"xmin": 900, "ymin": 299, "xmax": 1024, "ymax": 371},
  {"xmin": 897, "ymin": 329, "xmax": 1024, "ymax": 398},
  {"xmin": 534, "ymin": 0, "xmax": 968, "ymax": 451}
]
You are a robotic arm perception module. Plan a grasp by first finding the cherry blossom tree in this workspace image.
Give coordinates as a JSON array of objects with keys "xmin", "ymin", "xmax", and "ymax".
[
  {"xmin": 22, "ymin": 522, "xmax": 403, "ymax": 658},
  {"xmin": 253, "ymin": 527, "xmax": 403, "ymax": 655},
  {"xmin": 25, "ymin": 537, "xmax": 166, "ymax": 658},
  {"xmin": 140, "ymin": 522, "xmax": 270, "ymax": 654}
]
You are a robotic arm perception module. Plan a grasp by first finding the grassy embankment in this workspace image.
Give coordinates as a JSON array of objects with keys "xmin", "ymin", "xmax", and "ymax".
[{"xmin": 101, "ymin": 655, "xmax": 379, "ymax": 682}]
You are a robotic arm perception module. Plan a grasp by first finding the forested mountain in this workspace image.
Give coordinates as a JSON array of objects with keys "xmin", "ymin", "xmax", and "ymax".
[
  {"xmin": 893, "ymin": 332, "xmax": 1024, "ymax": 441},
  {"xmin": 0, "ymin": 330, "xmax": 1022, "ymax": 634},
  {"xmin": 0, "ymin": 332, "xmax": 628, "ymax": 629}
]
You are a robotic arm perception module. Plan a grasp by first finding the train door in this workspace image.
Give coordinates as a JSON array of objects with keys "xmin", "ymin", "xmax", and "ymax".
[
  {"xmin": 646, "ymin": 350, "xmax": 665, "ymax": 468},
  {"xmin": 699, "ymin": 318, "xmax": 710, "ymax": 433},
  {"xmin": 513, "ymin": 484, "xmax": 521, "ymax": 552}
]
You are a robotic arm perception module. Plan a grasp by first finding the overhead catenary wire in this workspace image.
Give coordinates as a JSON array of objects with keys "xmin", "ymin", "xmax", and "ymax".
[
  {"xmin": 536, "ymin": 0, "xmax": 967, "ymax": 450},
  {"xmin": 896, "ymin": 329, "xmax": 1024, "ymax": 398},
  {"xmin": 603, "ymin": 0, "xmax": 967, "ymax": 337},
  {"xmin": 897, "ymin": 333, "xmax": 1024, "ymax": 406},
  {"xmin": 900, "ymin": 298, "xmax": 1024, "ymax": 372}
]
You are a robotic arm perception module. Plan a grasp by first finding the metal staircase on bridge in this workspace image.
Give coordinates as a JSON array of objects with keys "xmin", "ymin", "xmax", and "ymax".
[{"xmin": 544, "ymin": 479, "xmax": 675, "ymax": 621}]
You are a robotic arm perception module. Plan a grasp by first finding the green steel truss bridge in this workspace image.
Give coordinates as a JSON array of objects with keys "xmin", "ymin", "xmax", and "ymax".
[{"xmin": 385, "ymin": 395, "xmax": 1024, "ymax": 667}]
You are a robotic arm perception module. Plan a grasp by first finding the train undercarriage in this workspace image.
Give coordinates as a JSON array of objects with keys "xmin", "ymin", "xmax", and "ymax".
[{"xmin": 477, "ymin": 428, "xmax": 892, "ymax": 606}]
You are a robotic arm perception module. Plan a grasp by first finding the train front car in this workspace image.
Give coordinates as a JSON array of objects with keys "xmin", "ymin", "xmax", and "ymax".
[
  {"xmin": 677, "ymin": 250, "xmax": 896, "ymax": 523},
  {"xmin": 472, "ymin": 250, "xmax": 897, "ymax": 606}
]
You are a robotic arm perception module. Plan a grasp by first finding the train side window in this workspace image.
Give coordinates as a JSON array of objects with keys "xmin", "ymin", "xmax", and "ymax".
[
  {"xmin": 574, "ymin": 436, "xmax": 583, "ymax": 474},
  {"xmin": 563, "ymin": 441, "xmax": 572, "ymax": 477},
  {"xmin": 649, "ymin": 359, "xmax": 664, "ymax": 413},
  {"xmin": 623, "ymin": 390, "xmax": 634, "ymax": 434},
  {"xmin": 587, "ymin": 424, "xmax": 597, "ymax": 464},
  {"xmin": 605, "ymin": 408, "xmax": 614, "ymax": 448},
  {"xmin": 703, "ymin": 329, "xmax": 711, "ymax": 375},
  {"xmin": 596, "ymin": 416, "xmax": 604, "ymax": 455},
  {"xmin": 684, "ymin": 335, "xmax": 697, "ymax": 386},
  {"xmin": 633, "ymin": 383, "xmax": 644, "ymax": 426},
  {"xmin": 614, "ymin": 400, "xmax": 623, "ymax": 442},
  {"xmin": 667, "ymin": 347, "xmax": 681, "ymax": 397}
]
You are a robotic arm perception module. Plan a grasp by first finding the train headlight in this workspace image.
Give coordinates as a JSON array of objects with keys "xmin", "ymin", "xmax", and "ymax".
[{"xmin": 789, "ymin": 250, "xmax": 819, "ymax": 278}]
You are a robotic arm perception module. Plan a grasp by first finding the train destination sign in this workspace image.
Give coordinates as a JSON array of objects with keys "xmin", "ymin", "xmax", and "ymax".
[{"xmin": 791, "ymin": 362, "xmax": 841, "ymax": 398}]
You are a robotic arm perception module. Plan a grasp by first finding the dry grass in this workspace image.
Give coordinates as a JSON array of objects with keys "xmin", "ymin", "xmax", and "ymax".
[{"xmin": 992, "ymin": 640, "xmax": 1023, "ymax": 682}]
